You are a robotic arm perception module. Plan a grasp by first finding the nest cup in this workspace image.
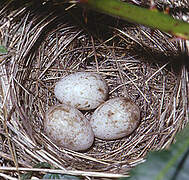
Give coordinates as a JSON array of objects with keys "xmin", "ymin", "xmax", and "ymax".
[{"xmin": 0, "ymin": 1, "xmax": 189, "ymax": 178}]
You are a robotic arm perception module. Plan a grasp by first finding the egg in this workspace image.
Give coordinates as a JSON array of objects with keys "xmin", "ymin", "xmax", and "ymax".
[
  {"xmin": 54, "ymin": 72, "xmax": 108, "ymax": 110},
  {"xmin": 44, "ymin": 104, "xmax": 94, "ymax": 151},
  {"xmin": 90, "ymin": 97, "xmax": 140, "ymax": 140}
]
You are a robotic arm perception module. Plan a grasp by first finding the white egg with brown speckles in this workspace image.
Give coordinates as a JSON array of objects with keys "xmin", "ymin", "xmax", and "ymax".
[
  {"xmin": 90, "ymin": 97, "xmax": 140, "ymax": 140},
  {"xmin": 44, "ymin": 104, "xmax": 94, "ymax": 151},
  {"xmin": 54, "ymin": 72, "xmax": 108, "ymax": 110}
]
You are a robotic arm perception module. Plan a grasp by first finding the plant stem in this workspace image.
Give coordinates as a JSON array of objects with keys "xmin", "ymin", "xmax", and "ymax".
[
  {"xmin": 78, "ymin": 0, "xmax": 189, "ymax": 39},
  {"xmin": 171, "ymin": 148, "xmax": 189, "ymax": 180}
]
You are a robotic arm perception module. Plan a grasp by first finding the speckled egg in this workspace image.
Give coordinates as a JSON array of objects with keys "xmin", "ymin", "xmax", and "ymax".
[
  {"xmin": 90, "ymin": 97, "xmax": 140, "ymax": 140},
  {"xmin": 44, "ymin": 104, "xmax": 94, "ymax": 151},
  {"xmin": 54, "ymin": 72, "xmax": 108, "ymax": 110}
]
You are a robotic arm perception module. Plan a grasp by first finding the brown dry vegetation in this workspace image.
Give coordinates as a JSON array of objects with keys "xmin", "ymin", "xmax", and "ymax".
[{"xmin": 0, "ymin": 0, "xmax": 189, "ymax": 179}]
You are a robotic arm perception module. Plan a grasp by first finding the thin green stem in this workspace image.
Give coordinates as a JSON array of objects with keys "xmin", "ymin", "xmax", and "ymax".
[{"xmin": 155, "ymin": 138, "xmax": 189, "ymax": 180}]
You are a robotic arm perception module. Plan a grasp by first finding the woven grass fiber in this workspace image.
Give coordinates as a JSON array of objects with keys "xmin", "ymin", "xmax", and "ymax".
[{"xmin": 0, "ymin": 0, "xmax": 189, "ymax": 179}]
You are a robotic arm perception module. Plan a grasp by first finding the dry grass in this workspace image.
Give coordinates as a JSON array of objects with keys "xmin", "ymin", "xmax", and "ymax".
[{"xmin": 0, "ymin": 0, "xmax": 189, "ymax": 179}]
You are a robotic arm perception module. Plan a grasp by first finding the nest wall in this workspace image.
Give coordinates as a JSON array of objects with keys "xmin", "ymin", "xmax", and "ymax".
[{"xmin": 0, "ymin": 0, "xmax": 189, "ymax": 178}]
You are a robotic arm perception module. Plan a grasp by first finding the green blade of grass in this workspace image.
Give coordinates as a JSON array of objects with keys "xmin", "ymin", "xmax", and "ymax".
[{"xmin": 78, "ymin": 0, "xmax": 189, "ymax": 39}]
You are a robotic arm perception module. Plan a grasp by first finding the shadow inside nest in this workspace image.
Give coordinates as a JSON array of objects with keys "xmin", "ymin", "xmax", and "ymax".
[
  {"xmin": 130, "ymin": 45, "xmax": 189, "ymax": 74},
  {"xmin": 20, "ymin": 1, "xmax": 189, "ymax": 70}
]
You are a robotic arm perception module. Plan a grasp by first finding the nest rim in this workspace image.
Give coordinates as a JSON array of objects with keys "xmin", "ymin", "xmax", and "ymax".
[{"xmin": 0, "ymin": 1, "xmax": 189, "ymax": 179}]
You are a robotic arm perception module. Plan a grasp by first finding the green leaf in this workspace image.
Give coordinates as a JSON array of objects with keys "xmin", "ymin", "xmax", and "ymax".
[
  {"xmin": 43, "ymin": 174, "xmax": 81, "ymax": 179},
  {"xmin": 20, "ymin": 162, "xmax": 81, "ymax": 179},
  {"xmin": 20, "ymin": 172, "xmax": 33, "ymax": 180},
  {"xmin": 120, "ymin": 124, "xmax": 189, "ymax": 180},
  {"xmin": 33, "ymin": 162, "xmax": 53, "ymax": 169},
  {"xmin": 0, "ymin": 45, "xmax": 8, "ymax": 54},
  {"xmin": 21, "ymin": 162, "xmax": 54, "ymax": 180}
]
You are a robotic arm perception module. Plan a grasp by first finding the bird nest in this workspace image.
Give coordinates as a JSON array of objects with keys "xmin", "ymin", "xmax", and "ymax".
[{"xmin": 0, "ymin": 0, "xmax": 189, "ymax": 179}]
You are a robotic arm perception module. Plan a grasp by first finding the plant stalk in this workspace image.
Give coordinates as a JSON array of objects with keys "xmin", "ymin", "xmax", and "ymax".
[{"xmin": 78, "ymin": 0, "xmax": 189, "ymax": 39}]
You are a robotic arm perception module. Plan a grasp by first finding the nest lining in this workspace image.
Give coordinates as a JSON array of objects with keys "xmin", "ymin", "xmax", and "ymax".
[{"xmin": 0, "ymin": 0, "xmax": 189, "ymax": 179}]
